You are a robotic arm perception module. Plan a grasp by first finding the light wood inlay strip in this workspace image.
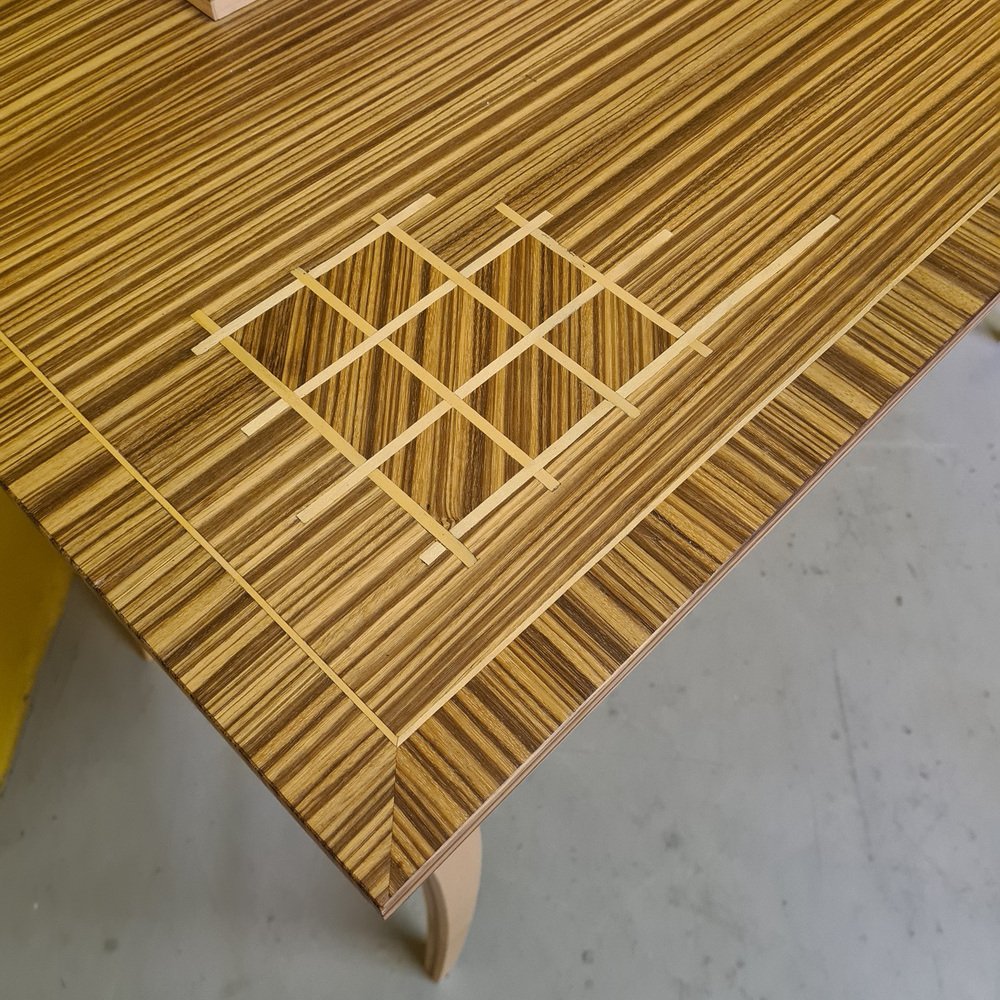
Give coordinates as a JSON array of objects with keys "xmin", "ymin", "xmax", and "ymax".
[
  {"xmin": 0, "ymin": 325, "xmax": 398, "ymax": 745},
  {"xmin": 241, "ymin": 209, "xmax": 554, "ymax": 436},
  {"xmin": 419, "ymin": 213, "xmax": 841, "ymax": 565},
  {"xmin": 191, "ymin": 195, "xmax": 437, "ymax": 356},
  {"xmin": 376, "ymin": 215, "xmax": 642, "ymax": 418},
  {"xmin": 464, "ymin": 207, "xmax": 554, "ymax": 272},
  {"xmin": 602, "ymin": 235, "xmax": 713, "ymax": 360},
  {"xmin": 618, "ymin": 214, "xmax": 841, "ymax": 395},
  {"xmin": 311, "ymin": 401, "xmax": 456, "ymax": 510},
  {"xmin": 291, "ymin": 270, "xmax": 559, "ymax": 503},
  {"xmin": 295, "ymin": 223, "xmax": 682, "ymax": 512},
  {"xmin": 191, "ymin": 279, "xmax": 302, "ymax": 357},
  {"xmin": 191, "ymin": 311, "xmax": 476, "ymax": 568},
  {"xmin": 406, "ymin": 186, "xmax": 996, "ymax": 738},
  {"xmin": 686, "ymin": 214, "xmax": 841, "ymax": 340},
  {"xmin": 496, "ymin": 203, "xmax": 706, "ymax": 352},
  {"xmin": 419, "ymin": 402, "xmax": 610, "ymax": 566},
  {"xmin": 307, "ymin": 193, "xmax": 438, "ymax": 279}
]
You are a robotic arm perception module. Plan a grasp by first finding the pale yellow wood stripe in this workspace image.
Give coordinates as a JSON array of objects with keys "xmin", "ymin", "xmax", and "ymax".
[
  {"xmin": 418, "ymin": 213, "xmax": 843, "ymax": 565},
  {"xmin": 192, "ymin": 278, "xmax": 302, "ymax": 356},
  {"xmin": 241, "ymin": 209, "xmax": 554, "ymax": 436},
  {"xmin": 457, "ymin": 284, "xmax": 606, "ymax": 397},
  {"xmin": 283, "ymin": 220, "xmax": 684, "ymax": 513},
  {"xmin": 406, "ymin": 188, "xmax": 997, "ymax": 737},
  {"xmin": 619, "ymin": 215, "xmax": 841, "ymax": 395},
  {"xmin": 463, "ymin": 207, "xmax": 554, "ymax": 271},
  {"xmin": 239, "ymin": 285, "xmax": 456, "ymax": 436},
  {"xmin": 0, "ymin": 324, "xmax": 398, "ymax": 744},
  {"xmin": 350, "ymin": 474, "xmax": 473, "ymax": 566},
  {"xmin": 304, "ymin": 401, "xmax": 454, "ymax": 513},
  {"xmin": 306, "ymin": 193, "xmax": 437, "ymax": 279},
  {"xmin": 420, "ymin": 403, "xmax": 610, "ymax": 565},
  {"xmin": 686, "ymin": 214, "xmax": 841, "ymax": 342},
  {"xmin": 192, "ymin": 195, "xmax": 436, "ymax": 355},
  {"xmin": 291, "ymin": 269, "xmax": 560, "ymax": 487},
  {"xmin": 376, "ymin": 215, "xmax": 641, "ymax": 418},
  {"xmin": 602, "ymin": 233, "xmax": 712, "ymax": 359},
  {"xmin": 191, "ymin": 311, "xmax": 476, "ymax": 568},
  {"xmin": 496, "ymin": 203, "xmax": 706, "ymax": 352}
]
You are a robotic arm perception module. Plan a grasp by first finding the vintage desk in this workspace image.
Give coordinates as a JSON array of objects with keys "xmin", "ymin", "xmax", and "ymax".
[{"xmin": 1, "ymin": 0, "xmax": 997, "ymax": 979}]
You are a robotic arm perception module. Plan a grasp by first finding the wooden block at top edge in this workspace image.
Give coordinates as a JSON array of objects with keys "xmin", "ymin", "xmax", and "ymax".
[{"xmin": 186, "ymin": 0, "xmax": 262, "ymax": 20}]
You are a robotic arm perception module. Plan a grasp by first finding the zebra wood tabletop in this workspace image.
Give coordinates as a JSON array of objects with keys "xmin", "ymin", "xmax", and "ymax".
[{"xmin": 1, "ymin": 0, "xmax": 998, "ymax": 923}]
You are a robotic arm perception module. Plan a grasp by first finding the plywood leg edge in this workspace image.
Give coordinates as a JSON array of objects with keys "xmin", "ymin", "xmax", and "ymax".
[{"xmin": 422, "ymin": 827, "xmax": 483, "ymax": 981}]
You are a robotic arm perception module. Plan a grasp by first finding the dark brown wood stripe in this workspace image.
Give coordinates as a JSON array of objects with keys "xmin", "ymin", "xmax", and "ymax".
[
  {"xmin": 1, "ymin": 0, "xmax": 996, "ymax": 915},
  {"xmin": 386, "ymin": 199, "xmax": 1000, "ymax": 907}
]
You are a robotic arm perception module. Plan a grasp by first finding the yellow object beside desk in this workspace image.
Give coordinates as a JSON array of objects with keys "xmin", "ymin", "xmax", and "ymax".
[{"xmin": 0, "ymin": 490, "xmax": 70, "ymax": 786}]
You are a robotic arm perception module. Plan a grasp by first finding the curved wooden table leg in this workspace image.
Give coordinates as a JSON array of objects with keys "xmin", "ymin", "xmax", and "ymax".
[{"xmin": 422, "ymin": 827, "xmax": 482, "ymax": 981}]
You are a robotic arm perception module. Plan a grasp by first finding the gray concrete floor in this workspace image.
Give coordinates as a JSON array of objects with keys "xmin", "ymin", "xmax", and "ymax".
[{"xmin": 1, "ymin": 320, "xmax": 998, "ymax": 1000}]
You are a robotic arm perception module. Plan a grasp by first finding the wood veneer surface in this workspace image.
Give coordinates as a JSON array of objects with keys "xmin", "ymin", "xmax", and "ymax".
[{"xmin": 0, "ymin": 0, "xmax": 997, "ymax": 913}]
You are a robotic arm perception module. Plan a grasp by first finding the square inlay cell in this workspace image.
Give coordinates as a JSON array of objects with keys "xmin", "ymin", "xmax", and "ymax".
[
  {"xmin": 470, "ymin": 234, "xmax": 593, "ymax": 327},
  {"xmin": 467, "ymin": 344, "xmax": 600, "ymax": 458},
  {"xmin": 381, "ymin": 409, "xmax": 520, "ymax": 528},
  {"xmin": 304, "ymin": 347, "xmax": 439, "ymax": 460},
  {"xmin": 315, "ymin": 233, "xmax": 448, "ymax": 330},
  {"xmin": 387, "ymin": 286, "xmax": 521, "ymax": 392},
  {"xmin": 233, "ymin": 282, "xmax": 366, "ymax": 392},
  {"xmin": 547, "ymin": 288, "xmax": 674, "ymax": 391}
]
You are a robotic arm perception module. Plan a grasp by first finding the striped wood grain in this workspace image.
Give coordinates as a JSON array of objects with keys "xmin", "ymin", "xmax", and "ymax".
[
  {"xmin": 388, "ymin": 196, "xmax": 1000, "ymax": 908},
  {"xmin": 0, "ymin": 0, "xmax": 997, "ymax": 913}
]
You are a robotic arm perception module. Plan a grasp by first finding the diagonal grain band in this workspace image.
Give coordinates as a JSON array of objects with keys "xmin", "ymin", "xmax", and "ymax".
[
  {"xmin": 241, "ymin": 209, "xmax": 554, "ymax": 436},
  {"xmin": 191, "ymin": 194, "xmax": 436, "ymax": 355},
  {"xmin": 307, "ymin": 193, "xmax": 437, "ymax": 279},
  {"xmin": 0, "ymin": 325, "xmax": 398, "ymax": 744},
  {"xmin": 191, "ymin": 311, "xmax": 475, "ymax": 567},
  {"xmin": 376, "ymin": 215, "xmax": 641, "ymax": 418}
]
